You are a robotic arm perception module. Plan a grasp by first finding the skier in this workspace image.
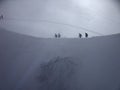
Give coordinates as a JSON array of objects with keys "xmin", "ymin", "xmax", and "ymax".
[
  {"xmin": 79, "ymin": 33, "xmax": 82, "ymax": 38},
  {"xmin": 85, "ymin": 33, "xmax": 88, "ymax": 38}
]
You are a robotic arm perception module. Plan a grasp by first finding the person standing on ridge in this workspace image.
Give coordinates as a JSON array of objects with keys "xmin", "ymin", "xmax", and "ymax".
[
  {"xmin": 0, "ymin": 14, "xmax": 3, "ymax": 20},
  {"xmin": 85, "ymin": 33, "xmax": 88, "ymax": 38},
  {"xmin": 79, "ymin": 33, "xmax": 82, "ymax": 38},
  {"xmin": 58, "ymin": 33, "xmax": 61, "ymax": 38},
  {"xmin": 55, "ymin": 33, "xmax": 57, "ymax": 38}
]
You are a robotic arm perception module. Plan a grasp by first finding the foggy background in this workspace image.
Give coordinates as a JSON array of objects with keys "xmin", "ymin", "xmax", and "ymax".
[
  {"xmin": 0, "ymin": 0, "xmax": 120, "ymax": 89},
  {"xmin": 0, "ymin": 0, "xmax": 120, "ymax": 38}
]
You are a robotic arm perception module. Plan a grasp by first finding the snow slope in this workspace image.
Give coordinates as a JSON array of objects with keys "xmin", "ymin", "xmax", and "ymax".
[{"xmin": 0, "ymin": 29, "xmax": 120, "ymax": 90}]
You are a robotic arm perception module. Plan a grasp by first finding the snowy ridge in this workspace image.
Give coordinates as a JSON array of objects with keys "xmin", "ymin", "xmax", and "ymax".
[{"xmin": 0, "ymin": 28, "xmax": 120, "ymax": 90}]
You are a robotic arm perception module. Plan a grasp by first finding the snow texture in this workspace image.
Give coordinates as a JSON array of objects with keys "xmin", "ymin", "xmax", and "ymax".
[{"xmin": 0, "ymin": 29, "xmax": 120, "ymax": 90}]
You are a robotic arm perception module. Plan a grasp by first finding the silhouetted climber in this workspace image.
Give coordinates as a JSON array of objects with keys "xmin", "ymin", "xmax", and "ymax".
[
  {"xmin": 85, "ymin": 33, "xmax": 88, "ymax": 38},
  {"xmin": 0, "ymin": 14, "xmax": 3, "ymax": 20},
  {"xmin": 58, "ymin": 33, "xmax": 61, "ymax": 38},
  {"xmin": 55, "ymin": 33, "xmax": 57, "ymax": 38},
  {"xmin": 79, "ymin": 33, "xmax": 82, "ymax": 38}
]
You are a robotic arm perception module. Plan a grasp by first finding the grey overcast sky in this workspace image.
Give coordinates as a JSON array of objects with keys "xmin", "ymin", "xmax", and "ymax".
[{"xmin": 0, "ymin": 0, "xmax": 120, "ymax": 38}]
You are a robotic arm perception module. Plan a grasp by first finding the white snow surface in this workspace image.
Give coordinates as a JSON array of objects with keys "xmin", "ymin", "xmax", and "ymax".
[{"xmin": 0, "ymin": 29, "xmax": 120, "ymax": 90}]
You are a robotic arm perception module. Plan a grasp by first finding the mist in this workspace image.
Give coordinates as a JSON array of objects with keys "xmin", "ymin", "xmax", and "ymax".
[{"xmin": 0, "ymin": 0, "xmax": 120, "ymax": 38}]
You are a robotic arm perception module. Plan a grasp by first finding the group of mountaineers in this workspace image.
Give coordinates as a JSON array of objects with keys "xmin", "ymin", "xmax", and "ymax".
[{"xmin": 0, "ymin": 14, "xmax": 89, "ymax": 38}]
